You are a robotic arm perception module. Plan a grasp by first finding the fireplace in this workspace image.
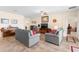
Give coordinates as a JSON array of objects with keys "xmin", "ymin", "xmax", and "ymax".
[{"xmin": 39, "ymin": 23, "xmax": 48, "ymax": 34}]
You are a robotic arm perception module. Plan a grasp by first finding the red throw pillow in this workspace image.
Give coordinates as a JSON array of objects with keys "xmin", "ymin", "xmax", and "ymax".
[
  {"xmin": 31, "ymin": 30, "xmax": 36, "ymax": 36},
  {"xmin": 47, "ymin": 29, "xmax": 52, "ymax": 33},
  {"xmin": 51, "ymin": 29, "xmax": 57, "ymax": 34}
]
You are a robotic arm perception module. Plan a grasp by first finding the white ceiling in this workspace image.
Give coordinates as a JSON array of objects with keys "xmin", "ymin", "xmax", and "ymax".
[{"xmin": 0, "ymin": 6, "xmax": 79, "ymax": 18}]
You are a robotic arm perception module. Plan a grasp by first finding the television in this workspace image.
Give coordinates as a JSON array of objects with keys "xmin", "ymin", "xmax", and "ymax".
[{"xmin": 41, "ymin": 23, "xmax": 48, "ymax": 29}]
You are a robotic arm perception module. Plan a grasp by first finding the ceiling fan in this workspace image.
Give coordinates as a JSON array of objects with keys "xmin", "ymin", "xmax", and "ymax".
[{"xmin": 69, "ymin": 6, "xmax": 77, "ymax": 9}]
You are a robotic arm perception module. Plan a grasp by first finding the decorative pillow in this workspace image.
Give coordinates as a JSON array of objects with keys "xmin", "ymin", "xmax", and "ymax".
[
  {"xmin": 51, "ymin": 29, "xmax": 57, "ymax": 34},
  {"xmin": 47, "ymin": 29, "xmax": 52, "ymax": 33},
  {"xmin": 30, "ymin": 30, "xmax": 36, "ymax": 36},
  {"xmin": 32, "ymin": 30, "xmax": 36, "ymax": 35}
]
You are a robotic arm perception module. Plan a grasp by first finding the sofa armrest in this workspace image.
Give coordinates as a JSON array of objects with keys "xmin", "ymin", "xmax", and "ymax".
[
  {"xmin": 29, "ymin": 34, "xmax": 40, "ymax": 47},
  {"xmin": 29, "ymin": 34, "xmax": 40, "ymax": 39}
]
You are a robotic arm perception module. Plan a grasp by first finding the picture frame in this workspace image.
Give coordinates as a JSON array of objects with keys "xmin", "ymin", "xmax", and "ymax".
[
  {"xmin": 41, "ymin": 16, "xmax": 49, "ymax": 23},
  {"xmin": 11, "ymin": 19, "xmax": 17, "ymax": 24},
  {"xmin": 53, "ymin": 19, "xmax": 57, "ymax": 23},
  {"xmin": 1, "ymin": 18, "xmax": 9, "ymax": 24}
]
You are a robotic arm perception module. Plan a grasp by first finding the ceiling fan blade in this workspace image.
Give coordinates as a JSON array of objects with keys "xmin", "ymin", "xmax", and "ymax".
[{"xmin": 69, "ymin": 6, "xmax": 77, "ymax": 9}]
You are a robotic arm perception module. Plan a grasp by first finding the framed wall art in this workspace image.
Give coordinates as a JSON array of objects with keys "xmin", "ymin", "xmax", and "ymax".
[
  {"xmin": 1, "ymin": 18, "xmax": 9, "ymax": 24},
  {"xmin": 41, "ymin": 16, "xmax": 49, "ymax": 23},
  {"xmin": 11, "ymin": 19, "xmax": 17, "ymax": 24},
  {"xmin": 53, "ymin": 19, "xmax": 57, "ymax": 23}
]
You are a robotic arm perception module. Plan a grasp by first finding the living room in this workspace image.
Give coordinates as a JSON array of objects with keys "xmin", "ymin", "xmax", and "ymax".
[{"xmin": 0, "ymin": 6, "xmax": 79, "ymax": 52}]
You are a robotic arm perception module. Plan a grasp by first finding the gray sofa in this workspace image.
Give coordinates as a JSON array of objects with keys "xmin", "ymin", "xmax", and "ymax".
[
  {"xmin": 15, "ymin": 28, "xmax": 40, "ymax": 47},
  {"xmin": 45, "ymin": 28, "xmax": 63, "ymax": 46}
]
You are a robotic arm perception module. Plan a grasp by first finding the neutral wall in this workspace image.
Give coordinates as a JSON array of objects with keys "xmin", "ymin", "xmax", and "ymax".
[
  {"xmin": 29, "ymin": 10, "xmax": 79, "ymax": 37},
  {"xmin": 76, "ymin": 11, "xmax": 79, "ymax": 37},
  {"xmin": 49, "ymin": 12, "xmax": 69, "ymax": 37},
  {"xmin": 67, "ymin": 11, "xmax": 78, "ymax": 27},
  {"xmin": 24, "ymin": 18, "xmax": 31, "ymax": 30},
  {"xmin": 0, "ymin": 11, "xmax": 25, "ymax": 29}
]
